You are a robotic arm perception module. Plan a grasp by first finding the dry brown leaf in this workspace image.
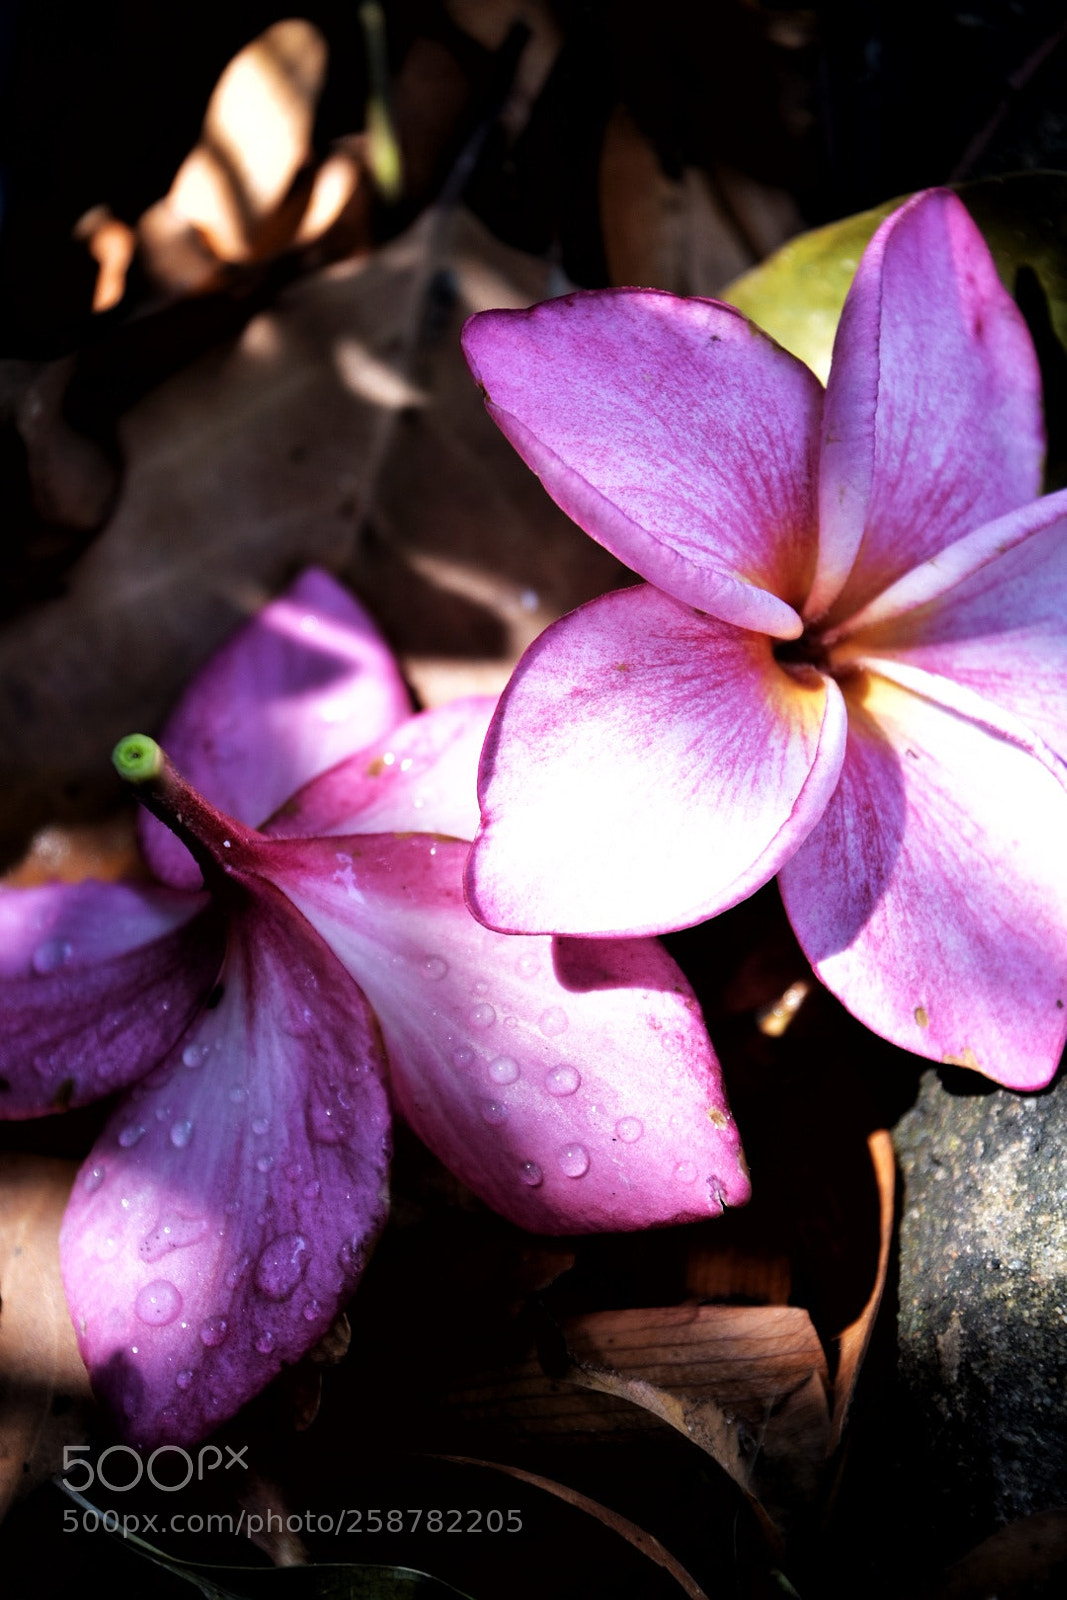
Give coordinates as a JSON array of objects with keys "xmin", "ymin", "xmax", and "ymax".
[
  {"xmin": 600, "ymin": 104, "xmax": 755, "ymax": 295},
  {"xmin": 830, "ymin": 1130, "xmax": 895, "ymax": 1449},
  {"xmin": 0, "ymin": 1154, "xmax": 92, "ymax": 1520},
  {"xmin": 560, "ymin": 1304, "xmax": 830, "ymax": 1514},
  {"xmin": 2, "ymin": 812, "xmax": 143, "ymax": 888},
  {"xmin": 443, "ymin": 1453, "xmax": 711, "ymax": 1599},
  {"xmin": 138, "ymin": 20, "xmax": 328, "ymax": 291},
  {"xmin": 15, "ymin": 357, "xmax": 117, "ymax": 531},
  {"xmin": 0, "ymin": 206, "xmax": 625, "ymax": 854},
  {"xmin": 927, "ymin": 1507, "xmax": 1067, "ymax": 1600}
]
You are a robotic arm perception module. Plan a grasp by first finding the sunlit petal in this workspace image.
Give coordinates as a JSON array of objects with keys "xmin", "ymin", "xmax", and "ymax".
[
  {"xmin": 464, "ymin": 290, "xmax": 822, "ymax": 637},
  {"xmin": 780, "ymin": 671, "xmax": 1067, "ymax": 1089},
  {"xmin": 266, "ymin": 698, "xmax": 496, "ymax": 842},
  {"xmin": 834, "ymin": 497, "xmax": 1067, "ymax": 763},
  {"xmin": 466, "ymin": 584, "xmax": 847, "ymax": 936},
  {"xmin": 265, "ymin": 834, "xmax": 750, "ymax": 1232},
  {"xmin": 811, "ymin": 190, "xmax": 1044, "ymax": 620}
]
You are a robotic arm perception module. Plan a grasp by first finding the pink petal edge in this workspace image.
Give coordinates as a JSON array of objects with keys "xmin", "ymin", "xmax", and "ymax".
[
  {"xmin": 810, "ymin": 189, "xmax": 1044, "ymax": 621},
  {"xmin": 142, "ymin": 569, "xmax": 412, "ymax": 888},
  {"xmin": 464, "ymin": 290, "xmax": 823, "ymax": 639}
]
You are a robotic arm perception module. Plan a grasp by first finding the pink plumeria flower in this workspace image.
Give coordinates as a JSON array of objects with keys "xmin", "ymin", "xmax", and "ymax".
[
  {"xmin": 462, "ymin": 188, "xmax": 1067, "ymax": 1092},
  {"xmin": 0, "ymin": 571, "xmax": 747, "ymax": 1448}
]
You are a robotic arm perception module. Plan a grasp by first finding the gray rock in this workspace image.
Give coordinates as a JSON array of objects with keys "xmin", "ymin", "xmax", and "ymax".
[{"xmin": 893, "ymin": 1066, "xmax": 1067, "ymax": 1552}]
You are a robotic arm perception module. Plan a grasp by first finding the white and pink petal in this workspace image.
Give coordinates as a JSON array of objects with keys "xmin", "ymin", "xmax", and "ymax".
[
  {"xmin": 142, "ymin": 569, "xmax": 411, "ymax": 888},
  {"xmin": 264, "ymin": 832, "xmax": 750, "ymax": 1233},
  {"xmin": 466, "ymin": 584, "xmax": 847, "ymax": 937},
  {"xmin": 60, "ymin": 883, "xmax": 391, "ymax": 1447},
  {"xmin": 267, "ymin": 698, "xmax": 496, "ymax": 843},
  {"xmin": 464, "ymin": 289, "xmax": 822, "ymax": 637},
  {"xmin": 812, "ymin": 189, "xmax": 1045, "ymax": 621},
  {"xmin": 779, "ymin": 671, "xmax": 1067, "ymax": 1089},
  {"xmin": 834, "ymin": 494, "xmax": 1067, "ymax": 764}
]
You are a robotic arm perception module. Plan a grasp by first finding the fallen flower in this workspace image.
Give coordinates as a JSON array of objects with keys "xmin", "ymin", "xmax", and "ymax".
[
  {"xmin": 0, "ymin": 571, "xmax": 747, "ymax": 1447},
  {"xmin": 462, "ymin": 187, "xmax": 1067, "ymax": 1090}
]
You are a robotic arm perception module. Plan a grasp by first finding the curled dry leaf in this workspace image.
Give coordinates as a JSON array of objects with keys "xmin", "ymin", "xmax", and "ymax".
[
  {"xmin": 137, "ymin": 20, "xmax": 329, "ymax": 292},
  {"xmin": 0, "ymin": 1154, "xmax": 92, "ymax": 1520},
  {"xmin": 442, "ymin": 1453, "xmax": 710, "ymax": 1600},
  {"xmin": 830, "ymin": 1130, "xmax": 896, "ymax": 1450}
]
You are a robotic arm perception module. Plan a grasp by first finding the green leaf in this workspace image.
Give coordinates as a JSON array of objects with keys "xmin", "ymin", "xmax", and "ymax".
[{"xmin": 723, "ymin": 173, "xmax": 1067, "ymax": 387}]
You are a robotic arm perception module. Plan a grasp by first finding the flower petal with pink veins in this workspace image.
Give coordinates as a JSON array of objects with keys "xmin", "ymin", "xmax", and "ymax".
[
  {"xmin": 463, "ymin": 289, "xmax": 823, "ymax": 638},
  {"xmin": 834, "ymin": 497, "xmax": 1067, "ymax": 764},
  {"xmin": 60, "ymin": 883, "xmax": 391, "ymax": 1448},
  {"xmin": 811, "ymin": 190, "xmax": 1044, "ymax": 621},
  {"xmin": 266, "ymin": 698, "xmax": 496, "ymax": 842},
  {"xmin": 779, "ymin": 671, "xmax": 1067, "ymax": 1090},
  {"xmin": 0, "ymin": 882, "xmax": 222, "ymax": 1117},
  {"xmin": 265, "ymin": 833, "xmax": 749, "ymax": 1232},
  {"xmin": 465, "ymin": 584, "xmax": 848, "ymax": 937},
  {"xmin": 142, "ymin": 569, "xmax": 411, "ymax": 888}
]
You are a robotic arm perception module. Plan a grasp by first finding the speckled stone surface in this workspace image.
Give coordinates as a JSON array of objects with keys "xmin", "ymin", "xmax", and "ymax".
[{"xmin": 893, "ymin": 1066, "xmax": 1067, "ymax": 1550}]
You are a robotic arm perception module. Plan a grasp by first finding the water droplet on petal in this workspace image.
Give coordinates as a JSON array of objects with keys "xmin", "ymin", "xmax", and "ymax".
[
  {"xmin": 176, "ymin": 1369, "xmax": 194, "ymax": 1390},
  {"xmin": 539, "ymin": 1007, "xmax": 568, "ymax": 1037},
  {"xmin": 32, "ymin": 938, "xmax": 73, "ymax": 975},
  {"xmin": 199, "ymin": 1318, "xmax": 228, "ymax": 1347},
  {"xmin": 675, "ymin": 1161, "xmax": 698, "ymax": 1184},
  {"xmin": 480, "ymin": 1098, "xmax": 508, "ymax": 1125},
  {"xmin": 83, "ymin": 1164, "xmax": 106, "ymax": 1194},
  {"xmin": 308, "ymin": 1102, "xmax": 352, "ymax": 1144},
  {"xmin": 488, "ymin": 1056, "xmax": 520, "ymax": 1085},
  {"xmin": 453, "ymin": 1046, "xmax": 474, "ymax": 1070},
  {"xmin": 303, "ymin": 1179, "xmax": 321, "ymax": 1200},
  {"xmin": 557, "ymin": 1143, "xmax": 589, "ymax": 1178},
  {"xmin": 470, "ymin": 1003, "xmax": 496, "ymax": 1028},
  {"xmin": 141, "ymin": 1212, "xmax": 208, "ymax": 1262},
  {"xmin": 302, "ymin": 1298, "xmax": 322, "ymax": 1322},
  {"xmin": 615, "ymin": 1118, "xmax": 643, "ymax": 1143},
  {"xmin": 252, "ymin": 1116, "xmax": 269, "ymax": 1136},
  {"xmin": 135, "ymin": 1280, "xmax": 182, "ymax": 1326},
  {"xmin": 254, "ymin": 1233, "xmax": 309, "ymax": 1300},
  {"xmin": 97, "ymin": 1234, "xmax": 120, "ymax": 1262},
  {"xmin": 182, "ymin": 1042, "xmax": 207, "ymax": 1068},
  {"xmin": 256, "ymin": 1154, "xmax": 274, "ymax": 1173},
  {"xmin": 472, "ymin": 979, "xmax": 489, "ymax": 996},
  {"xmin": 516, "ymin": 953, "xmax": 540, "ymax": 978},
  {"xmin": 170, "ymin": 1119, "xmax": 194, "ymax": 1149},
  {"xmin": 118, "ymin": 1123, "xmax": 145, "ymax": 1148},
  {"xmin": 229, "ymin": 1087, "xmax": 247, "ymax": 1104},
  {"xmin": 544, "ymin": 1064, "xmax": 581, "ymax": 1097},
  {"xmin": 255, "ymin": 1330, "xmax": 276, "ymax": 1354},
  {"xmin": 225, "ymin": 1253, "xmax": 252, "ymax": 1289},
  {"xmin": 519, "ymin": 1161, "xmax": 543, "ymax": 1187},
  {"xmin": 422, "ymin": 956, "xmax": 448, "ymax": 980}
]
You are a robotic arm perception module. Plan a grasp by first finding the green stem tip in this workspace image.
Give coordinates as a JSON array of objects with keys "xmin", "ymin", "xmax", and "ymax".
[{"xmin": 112, "ymin": 733, "xmax": 164, "ymax": 785}]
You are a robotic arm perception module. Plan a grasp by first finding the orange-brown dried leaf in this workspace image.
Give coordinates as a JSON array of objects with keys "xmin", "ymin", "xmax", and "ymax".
[{"xmin": 831, "ymin": 1130, "xmax": 895, "ymax": 1449}]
